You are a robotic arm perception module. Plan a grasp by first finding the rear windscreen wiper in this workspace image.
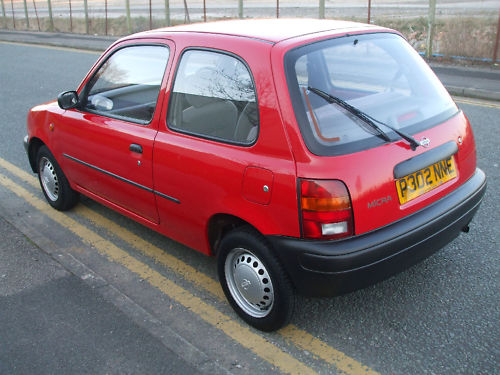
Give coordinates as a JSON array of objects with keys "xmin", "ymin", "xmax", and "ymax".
[{"xmin": 307, "ymin": 86, "xmax": 420, "ymax": 151}]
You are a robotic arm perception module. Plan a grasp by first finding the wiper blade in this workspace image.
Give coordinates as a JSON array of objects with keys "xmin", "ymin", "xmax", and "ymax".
[{"xmin": 307, "ymin": 86, "xmax": 420, "ymax": 151}]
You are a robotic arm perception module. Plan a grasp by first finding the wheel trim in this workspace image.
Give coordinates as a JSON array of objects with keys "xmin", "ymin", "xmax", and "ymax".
[
  {"xmin": 224, "ymin": 248, "xmax": 274, "ymax": 318},
  {"xmin": 39, "ymin": 157, "xmax": 59, "ymax": 201}
]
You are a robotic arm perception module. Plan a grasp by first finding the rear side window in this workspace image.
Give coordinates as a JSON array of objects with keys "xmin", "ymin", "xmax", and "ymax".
[
  {"xmin": 83, "ymin": 45, "xmax": 169, "ymax": 124},
  {"xmin": 286, "ymin": 33, "xmax": 458, "ymax": 156},
  {"xmin": 167, "ymin": 50, "xmax": 259, "ymax": 144}
]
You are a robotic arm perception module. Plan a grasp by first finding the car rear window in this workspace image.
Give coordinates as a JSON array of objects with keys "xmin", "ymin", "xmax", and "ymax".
[{"xmin": 285, "ymin": 32, "xmax": 458, "ymax": 156}]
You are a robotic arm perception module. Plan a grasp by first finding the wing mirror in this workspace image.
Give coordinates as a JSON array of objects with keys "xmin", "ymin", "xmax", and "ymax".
[{"xmin": 57, "ymin": 91, "xmax": 79, "ymax": 110}]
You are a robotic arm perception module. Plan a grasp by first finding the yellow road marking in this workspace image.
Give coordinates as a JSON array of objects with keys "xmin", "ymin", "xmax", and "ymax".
[
  {"xmin": 0, "ymin": 159, "xmax": 39, "ymax": 188},
  {"xmin": 0, "ymin": 40, "xmax": 102, "ymax": 54},
  {"xmin": 280, "ymin": 325, "xmax": 376, "ymax": 374},
  {"xmin": 76, "ymin": 204, "xmax": 226, "ymax": 296},
  {"xmin": 0, "ymin": 159, "xmax": 225, "ymax": 298},
  {"xmin": 0, "ymin": 170, "xmax": 318, "ymax": 375},
  {"xmin": 76, "ymin": 208, "xmax": 379, "ymax": 374},
  {"xmin": 454, "ymin": 97, "xmax": 500, "ymax": 109},
  {"xmin": 0, "ymin": 157, "xmax": 380, "ymax": 375}
]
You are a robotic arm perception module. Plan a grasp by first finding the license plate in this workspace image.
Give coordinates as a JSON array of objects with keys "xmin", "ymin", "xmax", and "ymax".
[{"xmin": 396, "ymin": 156, "xmax": 457, "ymax": 204}]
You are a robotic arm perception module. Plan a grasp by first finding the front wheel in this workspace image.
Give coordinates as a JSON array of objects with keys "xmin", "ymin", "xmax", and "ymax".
[
  {"xmin": 217, "ymin": 226, "xmax": 295, "ymax": 331},
  {"xmin": 36, "ymin": 145, "xmax": 79, "ymax": 211}
]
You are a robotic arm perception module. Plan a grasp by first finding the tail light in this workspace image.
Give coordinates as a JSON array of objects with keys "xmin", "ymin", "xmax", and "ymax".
[{"xmin": 300, "ymin": 179, "xmax": 354, "ymax": 240}]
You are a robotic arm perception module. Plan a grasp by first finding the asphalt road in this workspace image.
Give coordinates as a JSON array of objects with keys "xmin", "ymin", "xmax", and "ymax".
[{"xmin": 0, "ymin": 42, "xmax": 499, "ymax": 375}]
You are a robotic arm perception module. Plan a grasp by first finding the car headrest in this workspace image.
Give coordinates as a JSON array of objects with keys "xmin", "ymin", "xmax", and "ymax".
[{"xmin": 184, "ymin": 68, "xmax": 220, "ymax": 108}]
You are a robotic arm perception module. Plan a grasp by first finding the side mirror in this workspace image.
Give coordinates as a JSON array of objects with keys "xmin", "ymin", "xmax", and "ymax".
[{"xmin": 57, "ymin": 91, "xmax": 79, "ymax": 110}]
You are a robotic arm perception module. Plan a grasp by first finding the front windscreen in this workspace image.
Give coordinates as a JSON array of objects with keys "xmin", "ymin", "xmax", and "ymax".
[{"xmin": 285, "ymin": 32, "xmax": 458, "ymax": 156}]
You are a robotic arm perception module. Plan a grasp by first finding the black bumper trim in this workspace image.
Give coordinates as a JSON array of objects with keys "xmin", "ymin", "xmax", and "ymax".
[{"xmin": 267, "ymin": 168, "xmax": 486, "ymax": 297}]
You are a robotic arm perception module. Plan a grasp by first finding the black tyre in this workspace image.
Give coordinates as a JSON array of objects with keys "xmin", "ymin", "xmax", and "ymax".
[
  {"xmin": 217, "ymin": 226, "xmax": 295, "ymax": 331},
  {"xmin": 36, "ymin": 145, "xmax": 79, "ymax": 211}
]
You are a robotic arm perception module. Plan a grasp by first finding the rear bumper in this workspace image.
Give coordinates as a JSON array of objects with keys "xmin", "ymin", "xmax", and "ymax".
[{"xmin": 267, "ymin": 168, "xmax": 487, "ymax": 297}]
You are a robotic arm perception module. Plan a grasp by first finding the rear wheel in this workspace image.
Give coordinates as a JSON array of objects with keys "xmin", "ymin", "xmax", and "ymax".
[
  {"xmin": 36, "ymin": 145, "xmax": 79, "ymax": 211},
  {"xmin": 217, "ymin": 226, "xmax": 294, "ymax": 331}
]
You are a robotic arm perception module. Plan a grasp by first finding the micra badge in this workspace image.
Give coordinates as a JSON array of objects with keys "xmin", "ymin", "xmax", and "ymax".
[{"xmin": 367, "ymin": 195, "xmax": 392, "ymax": 209}]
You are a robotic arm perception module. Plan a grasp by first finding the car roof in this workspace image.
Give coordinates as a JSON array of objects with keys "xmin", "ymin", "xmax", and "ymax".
[{"xmin": 134, "ymin": 18, "xmax": 380, "ymax": 44}]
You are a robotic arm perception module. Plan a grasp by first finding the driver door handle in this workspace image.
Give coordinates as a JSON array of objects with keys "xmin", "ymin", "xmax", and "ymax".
[{"xmin": 129, "ymin": 143, "xmax": 143, "ymax": 154}]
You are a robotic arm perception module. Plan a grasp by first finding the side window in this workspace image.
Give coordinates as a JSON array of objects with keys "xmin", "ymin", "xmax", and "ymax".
[
  {"xmin": 83, "ymin": 45, "xmax": 169, "ymax": 124},
  {"xmin": 167, "ymin": 50, "xmax": 259, "ymax": 144}
]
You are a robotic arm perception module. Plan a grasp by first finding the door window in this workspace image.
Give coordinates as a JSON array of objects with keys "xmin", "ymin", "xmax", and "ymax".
[
  {"xmin": 167, "ymin": 50, "xmax": 259, "ymax": 144},
  {"xmin": 83, "ymin": 45, "xmax": 169, "ymax": 124}
]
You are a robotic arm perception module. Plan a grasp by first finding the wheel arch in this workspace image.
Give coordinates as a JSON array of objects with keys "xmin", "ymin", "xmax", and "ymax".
[
  {"xmin": 27, "ymin": 137, "xmax": 46, "ymax": 173},
  {"xmin": 207, "ymin": 213, "xmax": 260, "ymax": 256}
]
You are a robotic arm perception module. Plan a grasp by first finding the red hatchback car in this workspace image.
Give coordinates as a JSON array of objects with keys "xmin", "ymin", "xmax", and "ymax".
[{"xmin": 25, "ymin": 19, "xmax": 486, "ymax": 331}]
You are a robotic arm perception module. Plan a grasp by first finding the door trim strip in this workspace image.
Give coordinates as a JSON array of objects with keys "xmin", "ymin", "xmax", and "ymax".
[{"xmin": 63, "ymin": 153, "xmax": 180, "ymax": 204}]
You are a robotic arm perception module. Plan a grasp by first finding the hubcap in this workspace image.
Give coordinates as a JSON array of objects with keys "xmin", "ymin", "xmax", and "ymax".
[
  {"xmin": 39, "ymin": 157, "xmax": 59, "ymax": 201},
  {"xmin": 224, "ymin": 248, "xmax": 274, "ymax": 318}
]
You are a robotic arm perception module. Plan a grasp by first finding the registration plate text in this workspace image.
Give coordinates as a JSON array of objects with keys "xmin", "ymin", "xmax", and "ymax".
[{"xmin": 396, "ymin": 156, "xmax": 457, "ymax": 204}]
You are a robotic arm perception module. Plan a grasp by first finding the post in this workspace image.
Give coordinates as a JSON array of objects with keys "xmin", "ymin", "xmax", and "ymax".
[
  {"xmin": 164, "ymin": 0, "xmax": 170, "ymax": 26},
  {"xmin": 367, "ymin": 0, "xmax": 371, "ymax": 24},
  {"xmin": 47, "ymin": 0, "xmax": 53, "ymax": 31},
  {"xmin": 318, "ymin": 0, "xmax": 324, "ymax": 19},
  {"xmin": 149, "ymin": 0, "xmax": 152, "ymax": 29},
  {"xmin": 69, "ymin": 0, "xmax": 72, "ymax": 32},
  {"xmin": 238, "ymin": 0, "xmax": 242, "ymax": 19},
  {"xmin": 32, "ymin": 0, "xmax": 40, "ymax": 30},
  {"xmin": 1, "ymin": 0, "xmax": 7, "ymax": 28},
  {"xmin": 125, "ymin": 0, "xmax": 131, "ymax": 33},
  {"xmin": 83, "ymin": 0, "xmax": 89, "ymax": 33},
  {"xmin": 425, "ymin": 0, "xmax": 436, "ymax": 59},
  {"xmin": 10, "ymin": 0, "xmax": 15, "ymax": 29},
  {"xmin": 203, "ymin": 0, "xmax": 206, "ymax": 22},
  {"xmin": 276, "ymin": 0, "xmax": 279, "ymax": 18},
  {"xmin": 23, "ymin": 0, "xmax": 29, "ymax": 28},
  {"xmin": 183, "ymin": 0, "xmax": 190, "ymax": 23},
  {"xmin": 105, "ymin": 0, "xmax": 108, "ymax": 34},
  {"xmin": 493, "ymin": 8, "xmax": 500, "ymax": 64}
]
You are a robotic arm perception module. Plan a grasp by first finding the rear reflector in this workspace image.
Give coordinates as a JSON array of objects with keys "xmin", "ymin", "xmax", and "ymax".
[{"xmin": 300, "ymin": 179, "xmax": 354, "ymax": 240}]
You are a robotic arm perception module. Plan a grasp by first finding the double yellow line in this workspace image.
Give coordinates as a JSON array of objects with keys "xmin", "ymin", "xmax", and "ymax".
[
  {"xmin": 454, "ymin": 97, "xmax": 500, "ymax": 109},
  {"xmin": 0, "ymin": 157, "xmax": 379, "ymax": 375}
]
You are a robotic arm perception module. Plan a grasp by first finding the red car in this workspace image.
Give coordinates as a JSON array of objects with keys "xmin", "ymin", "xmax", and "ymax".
[{"xmin": 25, "ymin": 19, "xmax": 486, "ymax": 331}]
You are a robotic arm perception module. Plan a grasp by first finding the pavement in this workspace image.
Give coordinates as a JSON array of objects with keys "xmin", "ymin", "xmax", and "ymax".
[
  {"xmin": 0, "ymin": 214, "xmax": 206, "ymax": 375},
  {"xmin": 0, "ymin": 29, "xmax": 117, "ymax": 52},
  {"xmin": 431, "ymin": 64, "xmax": 500, "ymax": 102},
  {"xmin": 1, "ymin": 28, "xmax": 500, "ymax": 102}
]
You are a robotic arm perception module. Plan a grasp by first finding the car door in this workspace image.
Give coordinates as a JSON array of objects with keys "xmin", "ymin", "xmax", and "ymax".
[
  {"xmin": 56, "ymin": 42, "xmax": 172, "ymax": 223},
  {"xmin": 152, "ymin": 47, "xmax": 298, "ymax": 254}
]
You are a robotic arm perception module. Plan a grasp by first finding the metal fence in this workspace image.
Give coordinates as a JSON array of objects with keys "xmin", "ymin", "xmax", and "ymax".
[{"xmin": 1, "ymin": 0, "xmax": 499, "ymax": 63}]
